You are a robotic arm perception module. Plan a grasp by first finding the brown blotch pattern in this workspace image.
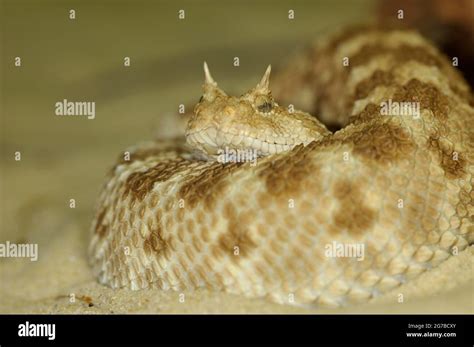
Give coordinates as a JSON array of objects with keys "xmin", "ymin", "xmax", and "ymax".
[
  {"xmin": 94, "ymin": 207, "xmax": 108, "ymax": 238},
  {"xmin": 345, "ymin": 41, "xmax": 470, "ymax": 109},
  {"xmin": 274, "ymin": 25, "xmax": 381, "ymax": 119},
  {"xmin": 145, "ymin": 225, "xmax": 171, "ymax": 257},
  {"xmin": 354, "ymin": 70, "xmax": 394, "ymax": 100},
  {"xmin": 427, "ymin": 135, "xmax": 466, "ymax": 179},
  {"xmin": 392, "ymin": 79, "xmax": 450, "ymax": 120},
  {"xmin": 332, "ymin": 180, "xmax": 376, "ymax": 236},
  {"xmin": 342, "ymin": 43, "xmax": 467, "ymax": 116},
  {"xmin": 349, "ymin": 44, "xmax": 443, "ymax": 71},
  {"xmin": 258, "ymin": 145, "xmax": 319, "ymax": 198},
  {"xmin": 349, "ymin": 103, "xmax": 381, "ymax": 125},
  {"xmin": 324, "ymin": 25, "xmax": 376, "ymax": 52},
  {"xmin": 347, "ymin": 118, "xmax": 416, "ymax": 164},
  {"xmin": 178, "ymin": 162, "xmax": 243, "ymax": 210},
  {"xmin": 299, "ymin": 26, "xmax": 375, "ymax": 85},
  {"xmin": 215, "ymin": 204, "xmax": 257, "ymax": 262},
  {"xmin": 123, "ymin": 159, "xmax": 187, "ymax": 203}
]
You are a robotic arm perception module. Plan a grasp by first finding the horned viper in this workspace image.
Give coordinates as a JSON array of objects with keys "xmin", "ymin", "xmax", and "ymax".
[{"xmin": 89, "ymin": 27, "xmax": 473, "ymax": 307}]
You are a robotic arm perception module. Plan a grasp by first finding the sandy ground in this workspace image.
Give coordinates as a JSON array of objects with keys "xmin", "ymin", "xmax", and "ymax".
[{"xmin": 1, "ymin": 0, "xmax": 472, "ymax": 314}]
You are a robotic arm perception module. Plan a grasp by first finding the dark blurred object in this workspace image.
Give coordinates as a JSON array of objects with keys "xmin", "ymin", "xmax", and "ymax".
[{"xmin": 378, "ymin": 0, "xmax": 474, "ymax": 87}]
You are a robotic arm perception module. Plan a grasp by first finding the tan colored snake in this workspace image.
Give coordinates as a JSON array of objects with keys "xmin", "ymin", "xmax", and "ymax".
[{"xmin": 89, "ymin": 27, "xmax": 473, "ymax": 307}]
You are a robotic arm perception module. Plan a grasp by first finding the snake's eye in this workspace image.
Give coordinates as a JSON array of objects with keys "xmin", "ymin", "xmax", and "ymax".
[{"xmin": 255, "ymin": 95, "xmax": 273, "ymax": 114}]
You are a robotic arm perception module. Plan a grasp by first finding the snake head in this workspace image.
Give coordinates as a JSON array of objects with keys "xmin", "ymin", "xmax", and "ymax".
[{"xmin": 185, "ymin": 62, "xmax": 329, "ymax": 159}]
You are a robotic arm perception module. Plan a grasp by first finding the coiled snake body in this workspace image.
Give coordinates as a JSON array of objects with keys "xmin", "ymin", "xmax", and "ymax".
[{"xmin": 90, "ymin": 28, "xmax": 473, "ymax": 307}]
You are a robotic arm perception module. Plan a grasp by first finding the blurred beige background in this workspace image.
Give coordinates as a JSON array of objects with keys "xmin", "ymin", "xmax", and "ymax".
[{"xmin": 1, "ymin": 0, "xmax": 472, "ymax": 313}]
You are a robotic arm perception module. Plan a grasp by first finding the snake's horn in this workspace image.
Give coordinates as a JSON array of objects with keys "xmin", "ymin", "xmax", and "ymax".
[
  {"xmin": 255, "ymin": 65, "xmax": 272, "ymax": 92},
  {"xmin": 202, "ymin": 62, "xmax": 226, "ymax": 97},
  {"xmin": 203, "ymin": 61, "xmax": 217, "ymax": 86}
]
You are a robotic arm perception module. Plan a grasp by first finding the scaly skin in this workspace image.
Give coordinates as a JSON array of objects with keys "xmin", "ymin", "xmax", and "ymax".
[
  {"xmin": 186, "ymin": 63, "xmax": 329, "ymax": 158},
  {"xmin": 89, "ymin": 28, "xmax": 473, "ymax": 307}
]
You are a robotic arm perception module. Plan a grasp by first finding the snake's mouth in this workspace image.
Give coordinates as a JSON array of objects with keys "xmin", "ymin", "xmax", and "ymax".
[{"xmin": 186, "ymin": 127, "xmax": 298, "ymax": 157}]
